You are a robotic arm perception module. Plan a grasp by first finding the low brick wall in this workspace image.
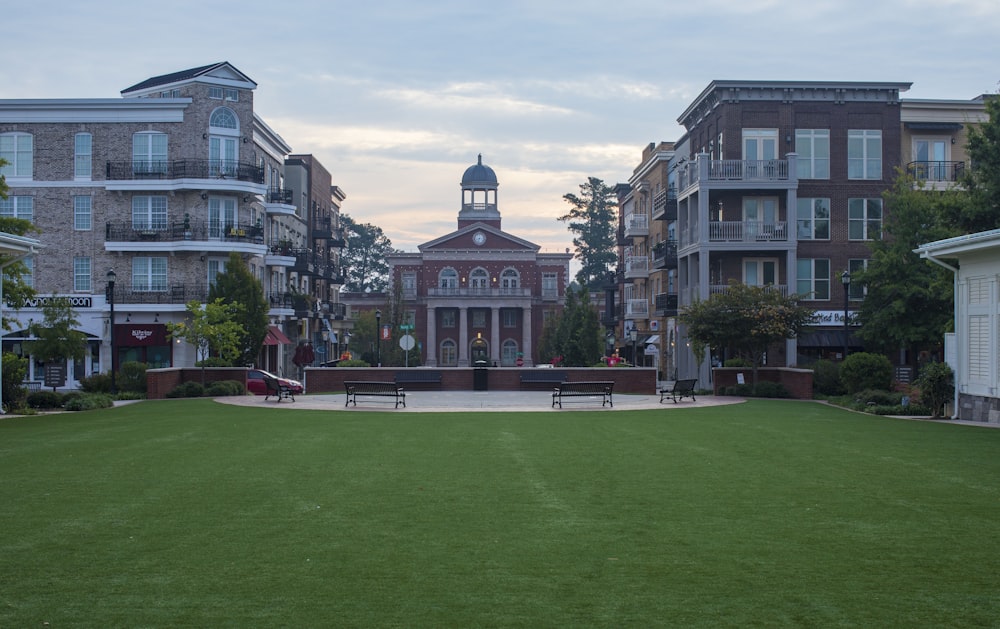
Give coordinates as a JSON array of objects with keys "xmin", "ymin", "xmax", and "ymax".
[
  {"xmin": 147, "ymin": 367, "xmax": 252, "ymax": 399},
  {"xmin": 305, "ymin": 367, "xmax": 657, "ymax": 395},
  {"xmin": 712, "ymin": 367, "xmax": 813, "ymax": 400}
]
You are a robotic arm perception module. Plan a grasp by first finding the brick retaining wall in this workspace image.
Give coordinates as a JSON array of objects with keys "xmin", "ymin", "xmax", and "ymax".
[{"xmin": 711, "ymin": 367, "xmax": 814, "ymax": 400}]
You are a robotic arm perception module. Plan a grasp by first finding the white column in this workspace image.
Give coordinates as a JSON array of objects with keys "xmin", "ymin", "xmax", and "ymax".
[
  {"xmin": 458, "ymin": 307, "xmax": 469, "ymax": 366},
  {"xmin": 521, "ymin": 306, "xmax": 533, "ymax": 366},
  {"xmin": 491, "ymin": 307, "xmax": 501, "ymax": 364},
  {"xmin": 425, "ymin": 307, "xmax": 437, "ymax": 366}
]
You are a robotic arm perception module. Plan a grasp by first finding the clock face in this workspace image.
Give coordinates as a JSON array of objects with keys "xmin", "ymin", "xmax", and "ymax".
[{"xmin": 473, "ymin": 232, "xmax": 486, "ymax": 246}]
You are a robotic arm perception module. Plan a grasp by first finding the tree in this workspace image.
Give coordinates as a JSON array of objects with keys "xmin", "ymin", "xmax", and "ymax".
[
  {"xmin": 27, "ymin": 297, "xmax": 88, "ymax": 388},
  {"xmin": 953, "ymin": 95, "xmax": 1000, "ymax": 233},
  {"xmin": 537, "ymin": 286, "xmax": 603, "ymax": 366},
  {"xmin": 678, "ymin": 283, "xmax": 816, "ymax": 388},
  {"xmin": 208, "ymin": 252, "xmax": 270, "ymax": 366},
  {"xmin": 341, "ymin": 214, "xmax": 395, "ymax": 293},
  {"xmin": 0, "ymin": 159, "xmax": 37, "ymax": 330},
  {"xmin": 854, "ymin": 174, "xmax": 959, "ymax": 362},
  {"xmin": 559, "ymin": 177, "xmax": 618, "ymax": 290},
  {"xmin": 166, "ymin": 299, "xmax": 243, "ymax": 384}
]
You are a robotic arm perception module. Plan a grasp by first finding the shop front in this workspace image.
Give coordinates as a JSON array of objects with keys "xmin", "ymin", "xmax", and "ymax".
[{"xmin": 114, "ymin": 323, "xmax": 172, "ymax": 369}]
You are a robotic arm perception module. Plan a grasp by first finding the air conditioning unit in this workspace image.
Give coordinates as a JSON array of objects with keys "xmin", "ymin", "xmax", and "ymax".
[{"xmin": 650, "ymin": 320, "xmax": 660, "ymax": 331}]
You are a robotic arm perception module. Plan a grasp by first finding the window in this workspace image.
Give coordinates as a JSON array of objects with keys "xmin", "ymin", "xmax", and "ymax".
[
  {"xmin": 132, "ymin": 132, "xmax": 167, "ymax": 176},
  {"xmin": 795, "ymin": 129, "xmax": 829, "ymax": 179},
  {"xmin": 440, "ymin": 309, "xmax": 456, "ymax": 328},
  {"xmin": 225, "ymin": 88, "xmax": 239, "ymax": 102},
  {"xmin": 472, "ymin": 310, "xmax": 486, "ymax": 327},
  {"xmin": 848, "ymin": 130, "xmax": 882, "ymax": 180},
  {"xmin": 440, "ymin": 339, "xmax": 457, "ymax": 366},
  {"xmin": 848, "ymin": 198, "xmax": 883, "ymax": 240},
  {"xmin": 469, "ymin": 268, "xmax": 489, "ymax": 289},
  {"xmin": 0, "ymin": 132, "xmax": 32, "ymax": 178},
  {"xmin": 132, "ymin": 196, "xmax": 168, "ymax": 230},
  {"xmin": 132, "ymin": 257, "xmax": 167, "ymax": 292},
  {"xmin": 503, "ymin": 309, "xmax": 518, "ymax": 327},
  {"xmin": 796, "ymin": 258, "xmax": 830, "ymax": 300},
  {"xmin": 0, "ymin": 196, "xmax": 33, "ymax": 222},
  {"xmin": 74, "ymin": 257, "xmax": 91, "ymax": 292},
  {"xmin": 207, "ymin": 257, "xmax": 227, "ymax": 288},
  {"xmin": 210, "ymin": 107, "xmax": 239, "ymax": 130},
  {"xmin": 208, "ymin": 197, "xmax": 236, "ymax": 237},
  {"xmin": 913, "ymin": 139, "xmax": 950, "ymax": 180},
  {"xmin": 74, "ymin": 133, "xmax": 92, "ymax": 179},
  {"xmin": 796, "ymin": 198, "xmax": 830, "ymax": 240},
  {"xmin": 743, "ymin": 129, "xmax": 778, "ymax": 161},
  {"xmin": 439, "ymin": 268, "xmax": 458, "ymax": 289},
  {"xmin": 21, "ymin": 256, "xmax": 33, "ymax": 289},
  {"xmin": 500, "ymin": 268, "xmax": 519, "ymax": 289},
  {"xmin": 209, "ymin": 87, "xmax": 223, "ymax": 99},
  {"xmin": 542, "ymin": 273, "xmax": 558, "ymax": 298},
  {"xmin": 501, "ymin": 339, "xmax": 519, "ymax": 366},
  {"xmin": 402, "ymin": 272, "xmax": 417, "ymax": 296},
  {"xmin": 74, "ymin": 196, "xmax": 92, "ymax": 230},
  {"xmin": 847, "ymin": 259, "xmax": 867, "ymax": 301}
]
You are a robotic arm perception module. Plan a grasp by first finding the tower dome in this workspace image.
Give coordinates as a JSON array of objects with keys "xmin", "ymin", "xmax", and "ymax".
[
  {"xmin": 458, "ymin": 154, "xmax": 501, "ymax": 229},
  {"xmin": 461, "ymin": 154, "xmax": 498, "ymax": 186}
]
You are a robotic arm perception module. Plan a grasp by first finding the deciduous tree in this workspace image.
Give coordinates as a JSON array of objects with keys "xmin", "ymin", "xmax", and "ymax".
[
  {"xmin": 166, "ymin": 299, "xmax": 243, "ymax": 384},
  {"xmin": 954, "ymin": 94, "xmax": 1000, "ymax": 232},
  {"xmin": 27, "ymin": 297, "xmax": 87, "ymax": 389},
  {"xmin": 538, "ymin": 286, "xmax": 603, "ymax": 367},
  {"xmin": 208, "ymin": 252, "xmax": 270, "ymax": 366}
]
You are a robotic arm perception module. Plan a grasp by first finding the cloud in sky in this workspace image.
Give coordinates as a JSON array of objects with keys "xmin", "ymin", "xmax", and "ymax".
[{"xmin": 4, "ymin": 0, "xmax": 998, "ymax": 254}]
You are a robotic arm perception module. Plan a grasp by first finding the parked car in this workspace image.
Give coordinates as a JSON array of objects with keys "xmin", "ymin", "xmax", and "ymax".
[{"xmin": 246, "ymin": 369, "xmax": 304, "ymax": 396}]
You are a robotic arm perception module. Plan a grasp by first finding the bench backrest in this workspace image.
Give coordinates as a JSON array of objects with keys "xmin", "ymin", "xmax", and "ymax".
[
  {"xmin": 558, "ymin": 381, "xmax": 614, "ymax": 391},
  {"xmin": 674, "ymin": 378, "xmax": 697, "ymax": 391},
  {"xmin": 345, "ymin": 381, "xmax": 401, "ymax": 393},
  {"xmin": 263, "ymin": 376, "xmax": 281, "ymax": 393}
]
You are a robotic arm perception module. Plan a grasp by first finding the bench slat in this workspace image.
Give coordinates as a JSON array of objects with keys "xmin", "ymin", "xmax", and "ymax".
[
  {"xmin": 552, "ymin": 381, "xmax": 614, "ymax": 408},
  {"xmin": 345, "ymin": 381, "xmax": 406, "ymax": 408}
]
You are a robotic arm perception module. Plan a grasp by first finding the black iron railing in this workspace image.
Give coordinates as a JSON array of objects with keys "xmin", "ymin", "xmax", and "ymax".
[
  {"xmin": 111, "ymin": 283, "xmax": 209, "ymax": 305},
  {"xmin": 906, "ymin": 161, "xmax": 966, "ymax": 182},
  {"xmin": 106, "ymin": 159, "xmax": 265, "ymax": 184},
  {"xmin": 652, "ymin": 240, "xmax": 678, "ymax": 269},
  {"xmin": 266, "ymin": 187, "xmax": 294, "ymax": 204},
  {"xmin": 106, "ymin": 221, "xmax": 265, "ymax": 244}
]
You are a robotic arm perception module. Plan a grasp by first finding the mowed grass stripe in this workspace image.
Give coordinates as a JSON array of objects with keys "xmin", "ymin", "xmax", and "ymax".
[{"xmin": 1, "ymin": 399, "xmax": 998, "ymax": 627}]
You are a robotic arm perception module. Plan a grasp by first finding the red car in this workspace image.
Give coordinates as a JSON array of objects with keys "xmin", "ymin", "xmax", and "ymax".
[{"xmin": 246, "ymin": 369, "xmax": 304, "ymax": 396}]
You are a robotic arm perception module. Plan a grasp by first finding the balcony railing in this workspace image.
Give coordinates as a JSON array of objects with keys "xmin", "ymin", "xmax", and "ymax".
[
  {"xmin": 710, "ymin": 284, "xmax": 788, "ymax": 297},
  {"xmin": 708, "ymin": 221, "xmax": 788, "ymax": 243},
  {"xmin": 625, "ymin": 298, "xmax": 649, "ymax": 318},
  {"xmin": 654, "ymin": 292, "xmax": 678, "ymax": 315},
  {"xmin": 678, "ymin": 155, "xmax": 795, "ymax": 190},
  {"xmin": 652, "ymin": 240, "xmax": 678, "ymax": 269},
  {"xmin": 906, "ymin": 161, "xmax": 966, "ymax": 182},
  {"xmin": 426, "ymin": 287, "xmax": 532, "ymax": 298},
  {"xmin": 106, "ymin": 221, "xmax": 265, "ymax": 244},
  {"xmin": 652, "ymin": 187, "xmax": 678, "ymax": 221},
  {"xmin": 266, "ymin": 187, "xmax": 294, "ymax": 204},
  {"xmin": 111, "ymin": 283, "xmax": 209, "ymax": 305},
  {"xmin": 106, "ymin": 159, "xmax": 265, "ymax": 184},
  {"xmin": 624, "ymin": 255, "xmax": 649, "ymax": 278},
  {"xmin": 624, "ymin": 212, "xmax": 649, "ymax": 238}
]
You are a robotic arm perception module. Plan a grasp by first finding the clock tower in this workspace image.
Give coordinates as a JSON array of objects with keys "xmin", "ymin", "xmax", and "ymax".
[{"xmin": 457, "ymin": 154, "xmax": 502, "ymax": 230}]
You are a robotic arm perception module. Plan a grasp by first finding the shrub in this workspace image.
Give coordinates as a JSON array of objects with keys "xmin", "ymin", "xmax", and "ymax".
[
  {"xmin": 78, "ymin": 372, "xmax": 113, "ymax": 394},
  {"xmin": 2, "ymin": 352, "xmax": 28, "ymax": 411},
  {"xmin": 26, "ymin": 390, "xmax": 64, "ymax": 409},
  {"xmin": 840, "ymin": 352, "xmax": 893, "ymax": 394},
  {"xmin": 724, "ymin": 357, "xmax": 752, "ymax": 368},
  {"xmin": 721, "ymin": 382, "xmax": 789, "ymax": 398},
  {"xmin": 61, "ymin": 391, "xmax": 83, "ymax": 408},
  {"xmin": 811, "ymin": 359, "xmax": 845, "ymax": 396},
  {"xmin": 195, "ymin": 357, "xmax": 233, "ymax": 367},
  {"xmin": 866, "ymin": 403, "xmax": 934, "ymax": 416},
  {"xmin": 64, "ymin": 393, "xmax": 114, "ymax": 411},
  {"xmin": 336, "ymin": 359, "xmax": 371, "ymax": 367},
  {"xmin": 166, "ymin": 381, "xmax": 205, "ymax": 398},
  {"xmin": 118, "ymin": 361, "xmax": 147, "ymax": 393},
  {"xmin": 114, "ymin": 391, "xmax": 146, "ymax": 401},
  {"xmin": 853, "ymin": 389, "xmax": 901, "ymax": 408},
  {"xmin": 914, "ymin": 362, "xmax": 954, "ymax": 418},
  {"xmin": 204, "ymin": 380, "xmax": 246, "ymax": 397}
]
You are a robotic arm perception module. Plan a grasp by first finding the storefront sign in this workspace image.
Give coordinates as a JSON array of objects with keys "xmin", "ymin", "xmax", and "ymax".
[
  {"xmin": 114, "ymin": 323, "xmax": 168, "ymax": 346},
  {"xmin": 14, "ymin": 295, "xmax": 93, "ymax": 309},
  {"xmin": 813, "ymin": 310, "xmax": 857, "ymax": 325}
]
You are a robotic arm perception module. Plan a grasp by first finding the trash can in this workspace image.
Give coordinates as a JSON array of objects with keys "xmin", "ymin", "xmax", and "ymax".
[{"xmin": 473, "ymin": 361, "xmax": 489, "ymax": 391}]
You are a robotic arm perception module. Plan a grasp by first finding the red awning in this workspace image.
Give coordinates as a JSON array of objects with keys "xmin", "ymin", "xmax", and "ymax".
[{"xmin": 264, "ymin": 325, "xmax": 292, "ymax": 346}]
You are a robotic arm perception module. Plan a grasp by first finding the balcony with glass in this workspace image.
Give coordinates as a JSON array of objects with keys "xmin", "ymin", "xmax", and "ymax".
[{"xmin": 623, "ymin": 211, "xmax": 649, "ymax": 238}]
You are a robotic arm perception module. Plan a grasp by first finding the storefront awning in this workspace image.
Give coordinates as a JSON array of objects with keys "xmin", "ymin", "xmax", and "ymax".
[
  {"xmin": 264, "ymin": 325, "xmax": 292, "ymax": 346},
  {"xmin": 645, "ymin": 335, "xmax": 660, "ymax": 344},
  {"xmin": 797, "ymin": 330, "xmax": 861, "ymax": 347}
]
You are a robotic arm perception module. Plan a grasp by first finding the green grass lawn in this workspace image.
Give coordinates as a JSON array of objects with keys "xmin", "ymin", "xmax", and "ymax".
[{"xmin": 2, "ymin": 399, "xmax": 999, "ymax": 627}]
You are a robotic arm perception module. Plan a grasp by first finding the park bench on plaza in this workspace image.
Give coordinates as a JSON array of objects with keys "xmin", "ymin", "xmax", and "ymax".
[
  {"xmin": 659, "ymin": 378, "xmax": 698, "ymax": 403},
  {"xmin": 520, "ymin": 370, "xmax": 567, "ymax": 388},
  {"xmin": 552, "ymin": 381, "xmax": 614, "ymax": 408},
  {"xmin": 264, "ymin": 375, "xmax": 295, "ymax": 402},
  {"xmin": 394, "ymin": 370, "xmax": 442, "ymax": 389},
  {"xmin": 344, "ymin": 381, "xmax": 406, "ymax": 408}
]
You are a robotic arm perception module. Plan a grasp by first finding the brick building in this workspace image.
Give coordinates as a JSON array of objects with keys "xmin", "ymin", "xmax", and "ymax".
[
  {"xmin": 388, "ymin": 156, "xmax": 573, "ymax": 367},
  {"xmin": 0, "ymin": 62, "xmax": 347, "ymax": 386}
]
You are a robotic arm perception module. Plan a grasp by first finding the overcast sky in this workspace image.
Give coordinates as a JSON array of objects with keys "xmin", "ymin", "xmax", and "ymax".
[{"xmin": 5, "ymin": 0, "xmax": 997, "ymax": 254}]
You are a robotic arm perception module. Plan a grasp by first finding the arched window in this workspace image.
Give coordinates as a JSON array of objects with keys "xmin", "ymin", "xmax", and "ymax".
[
  {"xmin": 209, "ymin": 107, "xmax": 239, "ymax": 132},
  {"xmin": 501, "ymin": 339, "xmax": 519, "ymax": 366},
  {"xmin": 469, "ymin": 267, "xmax": 489, "ymax": 290},
  {"xmin": 439, "ymin": 267, "xmax": 459, "ymax": 289},
  {"xmin": 501, "ymin": 268, "xmax": 519, "ymax": 289},
  {"xmin": 440, "ymin": 339, "xmax": 457, "ymax": 366}
]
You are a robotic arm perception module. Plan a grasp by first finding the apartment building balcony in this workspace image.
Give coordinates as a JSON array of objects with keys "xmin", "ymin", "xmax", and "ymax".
[
  {"xmin": 541, "ymin": 287, "xmax": 559, "ymax": 301},
  {"xmin": 625, "ymin": 298, "xmax": 649, "ymax": 320},
  {"xmin": 654, "ymin": 292, "xmax": 678, "ymax": 317},
  {"xmin": 708, "ymin": 221, "xmax": 788, "ymax": 244},
  {"xmin": 312, "ymin": 216, "xmax": 347, "ymax": 248},
  {"xmin": 678, "ymin": 155, "xmax": 797, "ymax": 195},
  {"xmin": 104, "ymin": 159, "xmax": 265, "ymax": 194},
  {"xmin": 624, "ymin": 255, "xmax": 649, "ymax": 280},
  {"xmin": 906, "ymin": 161, "xmax": 966, "ymax": 190},
  {"xmin": 651, "ymin": 240, "xmax": 678, "ymax": 270},
  {"xmin": 652, "ymin": 187, "xmax": 678, "ymax": 221},
  {"xmin": 263, "ymin": 187, "xmax": 298, "ymax": 217},
  {"xmin": 110, "ymin": 283, "xmax": 209, "ymax": 307},
  {"xmin": 623, "ymin": 212, "xmax": 649, "ymax": 238},
  {"xmin": 104, "ymin": 221, "xmax": 267, "ymax": 255}
]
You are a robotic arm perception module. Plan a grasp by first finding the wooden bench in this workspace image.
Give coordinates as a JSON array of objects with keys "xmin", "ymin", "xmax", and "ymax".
[
  {"xmin": 394, "ymin": 370, "xmax": 442, "ymax": 389},
  {"xmin": 264, "ymin": 376, "xmax": 295, "ymax": 402},
  {"xmin": 659, "ymin": 378, "xmax": 697, "ymax": 403},
  {"xmin": 552, "ymin": 381, "xmax": 614, "ymax": 408},
  {"xmin": 345, "ymin": 381, "xmax": 406, "ymax": 408},
  {"xmin": 520, "ymin": 370, "xmax": 567, "ymax": 388}
]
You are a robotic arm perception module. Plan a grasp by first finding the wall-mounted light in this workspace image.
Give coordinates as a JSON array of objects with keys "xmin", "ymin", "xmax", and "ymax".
[
  {"xmin": 786, "ymin": 134, "xmax": 792, "ymax": 144},
  {"xmin": 951, "ymin": 137, "xmax": 956, "ymax": 144},
  {"xmin": 203, "ymin": 133, "xmax": 208, "ymax": 139},
  {"xmin": 125, "ymin": 313, "xmax": 131, "ymax": 323},
  {"xmin": 154, "ymin": 313, "xmax": 159, "ymax": 323},
  {"xmin": 200, "ymin": 193, "xmax": 208, "ymax": 200},
  {"xmin": 243, "ymin": 137, "xmax": 249, "ymax": 143}
]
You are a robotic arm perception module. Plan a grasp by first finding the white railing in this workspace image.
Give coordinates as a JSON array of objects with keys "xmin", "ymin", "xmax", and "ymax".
[
  {"xmin": 626, "ymin": 299, "xmax": 649, "ymax": 317},
  {"xmin": 624, "ymin": 212, "xmax": 649, "ymax": 237},
  {"xmin": 708, "ymin": 221, "xmax": 788, "ymax": 243}
]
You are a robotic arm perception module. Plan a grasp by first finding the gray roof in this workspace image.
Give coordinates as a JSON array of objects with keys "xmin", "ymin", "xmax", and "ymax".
[{"xmin": 121, "ymin": 62, "xmax": 255, "ymax": 95}]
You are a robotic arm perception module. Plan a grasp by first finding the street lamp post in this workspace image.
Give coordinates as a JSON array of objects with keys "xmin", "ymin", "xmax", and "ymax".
[
  {"xmin": 629, "ymin": 327, "xmax": 638, "ymax": 367},
  {"xmin": 375, "ymin": 309, "xmax": 382, "ymax": 367},
  {"xmin": 106, "ymin": 269, "xmax": 117, "ymax": 394},
  {"xmin": 841, "ymin": 270, "xmax": 851, "ymax": 361}
]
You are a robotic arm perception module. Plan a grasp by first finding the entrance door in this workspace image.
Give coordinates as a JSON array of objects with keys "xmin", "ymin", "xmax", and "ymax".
[
  {"xmin": 208, "ymin": 197, "xmax": 237, "ymax": 239},
  {"xmin": 209, "ymin": 136, "xmax": 238, "ymax": 177},
  {"xmin": 914, "ymin": 139, "xmax": 948, "ymax": 180},
  {"xmin": 743, "ymin": 197, "xmax": 779, "ymax": 239}
]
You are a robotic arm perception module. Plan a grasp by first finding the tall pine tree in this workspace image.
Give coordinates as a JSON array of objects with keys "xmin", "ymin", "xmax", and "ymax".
[{"xmin": 559, "ymin": 177, "xmax": 617, "ymax": 290}]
